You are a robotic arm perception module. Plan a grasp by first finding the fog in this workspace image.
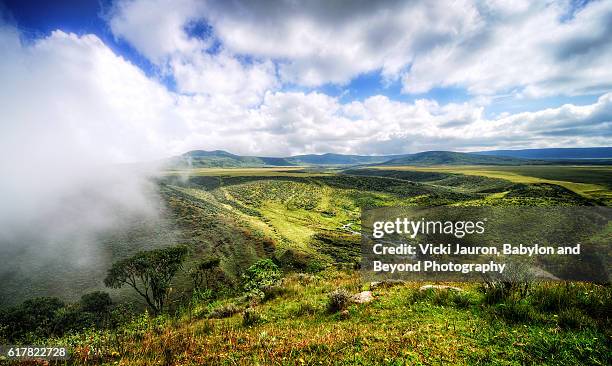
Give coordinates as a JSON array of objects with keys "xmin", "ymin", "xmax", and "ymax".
[{"xmin": 0, "ymin": 24, "xmax": 178, "ymax": 305}]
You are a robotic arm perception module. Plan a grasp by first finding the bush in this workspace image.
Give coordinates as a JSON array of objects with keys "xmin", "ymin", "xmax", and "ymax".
[
  {"xmin": 262, "ymin": 285, "xmax": 289, "ymax": 301},
  {"xmin": 208, "ymin": 303, "xmax": 241, "ymax": 319},
  {"xmin": 292, "ymin": 302, "xmax": 318, "ymax": 317},
  {"xmin": 242, "ymin": 307, "xmax": 264, "ymax": 326},
  {"xmin": 480, "ymin": 281, "xmax": 528, "ymax": 305},
  {"xmin": 242, "ymin": 259, "xmax": 282, "ymax": 298},
  {"xmin": 190, "ymin": 257, "xmax": 229, "ymax": 292},
  {"xmin": 52, "ymin": 305, "xmax": 94, "ymax": 335},
  {"xmin": 327, "ymin": 289, "xmax": 351, "ymax": 313}
]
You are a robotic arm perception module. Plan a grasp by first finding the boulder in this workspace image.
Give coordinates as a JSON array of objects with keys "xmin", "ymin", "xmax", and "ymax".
[{"xmin": 352, "ymin": 290, "xmax": 374, "ymax": 304}]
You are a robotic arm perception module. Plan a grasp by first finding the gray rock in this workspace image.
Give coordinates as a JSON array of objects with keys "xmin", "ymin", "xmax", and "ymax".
[
  {"xmin": 419, "ymin": 284, "xmax": 463, "ymax": 292},
  {"xmin": 352, "ymin": 290, "xmax": 374, "ymax": 304}
]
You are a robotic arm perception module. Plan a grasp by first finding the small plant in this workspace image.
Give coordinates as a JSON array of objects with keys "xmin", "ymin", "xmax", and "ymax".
[
  {"xmin": 208, "ymin": 303, "xmax": 241, "ymax": 319},
  {"xmin": 262, "ymin": 285, "xmax": 288, "ymax": 301},
  {"xmin": 409, "ymin": 288, "xmax": 473, "ymax": 309},
  {"xmin": 327, "ymin": 289, "xmax": 351, "ymax": 313},
  {"xmin": 290, "ymin": 302, "xmax": 318, "ymax": 317},
  {"xmin": 242, "ymin": 307, "xmax": 264, "ymax": 326},
  {"xmin": 480, "ymin": 281, "xmax": 528, "ymax": 305},
  {"xmin": 558, "ymin": 308, "xmax": 596, "ymax": 330},
  {"xmin": 492, "ymin": 300, "xmax": 542, "ymax": 323}
]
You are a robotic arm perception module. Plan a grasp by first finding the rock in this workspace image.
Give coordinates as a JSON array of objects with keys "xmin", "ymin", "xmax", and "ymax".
[
  {"xmin": 419, "ymin": 285, "xmax": 463, "ymax": 292},
  {"xmin": 370, "ymin": 279, "xmax": 406, "ymax": 290},
  {"xmin": 352, "ymin": 290, "xmax": 374, "ymax": 304}
]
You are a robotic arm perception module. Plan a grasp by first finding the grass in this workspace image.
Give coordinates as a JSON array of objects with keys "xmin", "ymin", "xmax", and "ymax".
[
  {"xmin": 3, "ymin": 165, "xmax": 611, "ymax": 365},
  {"xmin": 49, "ymin": 271, "xmax": 611, "ymax": 365},
  {"xmin": 369, "ymin": 165, "xmax": 612, "ymax": 204}
]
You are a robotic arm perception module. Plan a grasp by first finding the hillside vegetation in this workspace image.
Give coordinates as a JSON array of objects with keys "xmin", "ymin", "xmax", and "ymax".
[{"xmin": 1, "ymin": 165, "xmax": 610, "ymax": 365}]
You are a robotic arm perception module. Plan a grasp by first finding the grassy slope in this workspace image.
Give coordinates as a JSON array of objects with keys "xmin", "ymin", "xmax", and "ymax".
[
  {"xmin": 380, "ymin": 151, "xmax": 536, "ymax": 166},
  {"xmin": 368, "ymin": 165, "xmax": 612, "ymax": 205},
  {"xmin": 7, "ymin": 166, "xmax": 611, "ymax": 365},
  {"xmin": 60, "ymin": 271, "xmax": 611, "ymax": 365}
]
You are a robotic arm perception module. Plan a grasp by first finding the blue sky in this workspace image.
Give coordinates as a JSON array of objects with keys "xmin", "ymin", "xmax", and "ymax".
[{"xmin": 0, "ymin": 0, "xmax": 610, "ymax": 158}]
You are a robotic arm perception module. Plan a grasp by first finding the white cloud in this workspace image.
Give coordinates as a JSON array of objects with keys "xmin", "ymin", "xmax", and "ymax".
[
  {"xmin": 171, "ymin": 50, "xmax": 278, "ymax": 106},
  {"xmin": 402, "ymin": 0, "xmax": 612, "ymax": 97},
  {"xmin": 108, "ymin": 0, "xmax": 206, "ymax": 63},
  {"xmin": 1, "ymin": 21, "xmax": 609, "ymax": 164},
  {"xmin": 108, "ymin": 0, "xmax": 612, "ymax": 98}
]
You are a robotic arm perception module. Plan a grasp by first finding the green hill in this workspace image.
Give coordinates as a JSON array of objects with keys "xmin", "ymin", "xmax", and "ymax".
[
  {"xmin": 170, "ymin": 150, "xmax": 296, "ymax": 168},
  {"xmin": 166, "ymin": 149, "xmax": 602, "ymax": 168},
  {"xmin": 287, "ymin": 153, "xmax": 406, "ymax": 165},
  {"xmin": 379, "ymin": 151, "xmax": 537, "ymax": 166},
  {"xmin": 473, "ymin": 147, "xmax": 612, "ymax": 160}
]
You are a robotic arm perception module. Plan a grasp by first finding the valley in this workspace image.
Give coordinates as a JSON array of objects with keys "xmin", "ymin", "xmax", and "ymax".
[{"xmin": 1, "ymin": 162, "xmax": 611, "ymax": 365}]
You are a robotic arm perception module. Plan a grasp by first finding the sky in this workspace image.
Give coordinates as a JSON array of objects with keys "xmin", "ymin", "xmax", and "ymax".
[{"xmin": 1, "ymin": 0, "xmax": 611, "ymax": 160}]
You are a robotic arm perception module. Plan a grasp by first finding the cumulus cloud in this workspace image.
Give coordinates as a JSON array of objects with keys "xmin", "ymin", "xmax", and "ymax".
[
  {"xmin": 108, "ymin": 0, "xmax": 612, "ymax": 98},
  {"xmin": 1, "ymin": 18, "xmax": 610, "ymax": 163}
]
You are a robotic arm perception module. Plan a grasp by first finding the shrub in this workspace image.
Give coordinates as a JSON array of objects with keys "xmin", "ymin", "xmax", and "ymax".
[
  {"xmin": 52, "ymin": 305, "xmax": 94, "ymax": 335},
  {"xmin": 242, "ymin": 259, "xmax": 282, "ymax": 299},
  {"xmin": 327, "ymin": 289, "xmax": 351, "ymax": 313},
  {"xmin": 262, "ymin": 285, "xmax": 289, "ymax": 301},
  {"xmin": 409, "ymin": 288, "xmax": 473, "ymax": 309},
  {"xmin": 480, "ymin": 281, "xmax": 528, "ymax": 305},
  {"xmin": 208, "ymin": 304, "xmax": 241, "ymax": 319},
  {"xmin": 191, "ymin": 288, "xmax": 214, "ymax": 304},
  {"xmin": 190, "ymin": 257, "xmax": 229, "ymax": 292},
  {"xmin": 242, "ymin": 308, "xmax": 264, "ymax": 326},
  {"xmin": 292, "ymin": 302, "xmax": 318, "ymax": 316}
]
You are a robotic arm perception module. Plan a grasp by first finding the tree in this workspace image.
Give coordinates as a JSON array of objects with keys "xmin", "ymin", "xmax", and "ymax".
[
  {"xmin": 0, "ymin": 297, "xmax": 65, "ymax": 341},
  {"xmin": 80, "ymin": 291, "xmax": 113, "ymax": 313},
  {"xmin": 104, "ymin": 246, "xmax": 189, "ymax": 314}
]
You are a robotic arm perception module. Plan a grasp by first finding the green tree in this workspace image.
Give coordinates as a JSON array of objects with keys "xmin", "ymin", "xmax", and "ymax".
[
  {"xmin": 80, "ymin": 291, "xmax": 113, "ymax": 313},
  {"xmin": 0, "ymin": 297, "xmax": 65, "ymax": 341},
  {"xmin": 104, "ymin": 246, "xmax": 189, "ymax": 314}
]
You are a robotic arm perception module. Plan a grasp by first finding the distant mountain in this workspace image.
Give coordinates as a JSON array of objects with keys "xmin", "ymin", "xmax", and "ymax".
[
  {"xmin": 168, "ymin": 150, "xmax": 409, "ymax": 168},
  {"xmin": 171, "ymin": 150, "xmax": 295, "ymax": 168},
  {"xmin": 473, "ymin": 147, "xmax": 612, "ymax": 160},
  {"xmin": 379, "ymin": 151, "xmax": 534, "ymax": 166},
  {"xmin": 288, "ymin": 153, "xmax": 407, "ymax": 165},
  {"xmin": 167, "ymin": 148, "xmax": 610, "ymax": 168}
]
